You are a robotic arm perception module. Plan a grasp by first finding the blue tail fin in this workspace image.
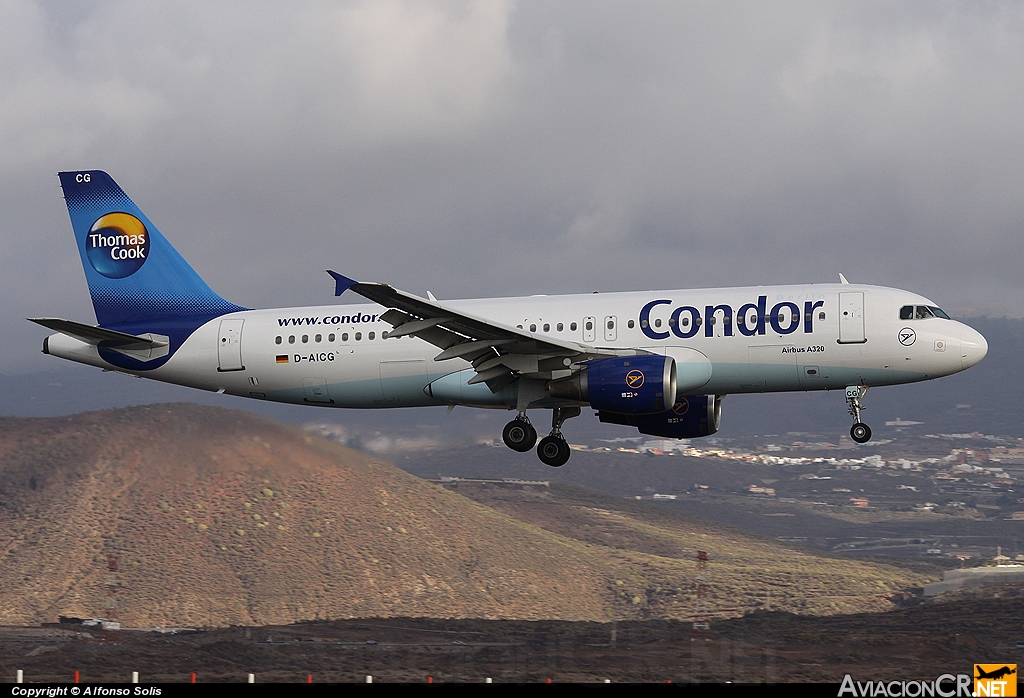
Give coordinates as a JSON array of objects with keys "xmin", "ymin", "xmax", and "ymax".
[{"xmin": 58, "ymin": 170, "xmax": 246, "ymax": 326}]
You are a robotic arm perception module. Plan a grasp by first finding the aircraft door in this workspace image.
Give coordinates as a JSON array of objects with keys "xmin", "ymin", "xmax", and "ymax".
[
  {"xmin": 604, "ymin": 316, "xmax": 617, "ymax": 342},
  {"xmin": 838, "ymin": 292, "xmax": 866, "ymax": 344},
  {"xmin": 217, "ymin": 318, "xmax": 245, "ymax": 372},
  {"xmin": 583, "ymin": 316, "xmax": 596, "ymax": 343},
  {"xmin": 302, "ymin": 377, "xmax": 331, "ymax": 403}
]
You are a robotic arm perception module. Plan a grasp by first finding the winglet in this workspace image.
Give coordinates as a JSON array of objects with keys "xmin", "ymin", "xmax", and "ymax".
[
  {"xmin": 327, "ymin": 270, "xmax": 358, "ymax": 296},
  {"xmin": 839, "ymin": 273, "xmax": 850, "ymax": 285}
]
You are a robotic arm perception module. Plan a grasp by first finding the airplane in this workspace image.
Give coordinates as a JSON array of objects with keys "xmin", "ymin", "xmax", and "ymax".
[
  {"xmin": 31, "ymin": 171, "xmax": 989, "ymax": 467},
  {"xmin": 975, "ymin": 666, "xmax": 1016, "ymax": 681}
]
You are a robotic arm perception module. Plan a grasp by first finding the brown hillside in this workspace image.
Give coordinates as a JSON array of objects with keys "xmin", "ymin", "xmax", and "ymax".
[
  {"xmin": 0, "ymin": 404, "xmax": 926, "ymax": 627},
  {"xmin": 0, "ymin": 404, "xmax": 630, "ymax": 626}
]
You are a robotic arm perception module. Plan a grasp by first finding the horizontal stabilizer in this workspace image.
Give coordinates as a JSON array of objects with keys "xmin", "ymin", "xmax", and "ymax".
[{"xmin": 28, "ymin": 318, "xmax": 168, "ymax": 350}]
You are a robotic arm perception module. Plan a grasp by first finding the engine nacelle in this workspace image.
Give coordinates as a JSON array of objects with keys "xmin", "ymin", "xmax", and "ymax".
[
  {"xmin": 598, "ymin": 394, "xmax": 723, "ymax": 438},
  {"xmin": 548, "ymin": 355, "xmax": 676, "ymax": 415}
]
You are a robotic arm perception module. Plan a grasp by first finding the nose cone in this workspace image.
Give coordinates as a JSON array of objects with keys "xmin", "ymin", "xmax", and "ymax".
[{"xmin": 959, "ymin": 325, "xmax": 988, "ymax": 370}]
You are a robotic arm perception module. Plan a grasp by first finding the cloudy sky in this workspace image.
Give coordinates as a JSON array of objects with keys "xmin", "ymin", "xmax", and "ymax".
[{"xmin": 4, "ymin": 0, "xmax": 1023, "ymax": 375}]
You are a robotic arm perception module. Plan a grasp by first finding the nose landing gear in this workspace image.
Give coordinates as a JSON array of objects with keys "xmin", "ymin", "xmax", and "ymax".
[
  {"xmin": 501, "ymin": 407, "xmax": 580, "ymax": 466},
  {"xmin": 846, "ymin": 385, "xmax": 872, "ymax": 444}
]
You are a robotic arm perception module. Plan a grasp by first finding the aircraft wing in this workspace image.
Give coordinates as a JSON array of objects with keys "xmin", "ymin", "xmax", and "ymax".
[
  {"xmin": 328, "ymin": 271, "xmax": 636, "ymax": 390},
  {"xmin": 28, "ymin": 318, "xmax": 168, "ymax": 351}
]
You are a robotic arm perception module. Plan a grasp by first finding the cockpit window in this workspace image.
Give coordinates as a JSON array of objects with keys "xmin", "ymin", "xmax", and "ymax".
[{"xmin": 902, "ymin": 304, "xmax": 950, "ymax": 320}]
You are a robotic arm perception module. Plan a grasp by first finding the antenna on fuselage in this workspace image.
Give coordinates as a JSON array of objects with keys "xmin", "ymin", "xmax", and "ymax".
[{"xmin": 839, "ymin": 273, "xmax": 850, "ymax": 284}]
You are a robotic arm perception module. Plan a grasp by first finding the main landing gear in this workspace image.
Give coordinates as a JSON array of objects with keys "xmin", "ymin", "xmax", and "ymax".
[
  {"xmin": 502, "ymin": 407, "xmax": 580, "ymax": 467},
  {"xmin": 846, "ymin": 385, "xmax": 872, "ymax": 444},
  {"xmin": 502, "ymin": 415, "xmax": 537, "ymax": 452}
]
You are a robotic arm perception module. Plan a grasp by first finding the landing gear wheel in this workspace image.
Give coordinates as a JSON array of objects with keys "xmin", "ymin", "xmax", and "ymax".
[
  {"xmin": 537, "ymin": 435, "xmax": 571, "ymax": 467},
  {"xmin": 502, "ymin": 419, "xmax": 537, "ymax": 452},
  {"xmin": 850, "ymin": 422, "xmax": 872, "ymax": 444}
]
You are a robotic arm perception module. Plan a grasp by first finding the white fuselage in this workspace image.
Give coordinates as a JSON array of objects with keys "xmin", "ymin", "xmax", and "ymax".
[{"xmin": 44, "ymin": 282, "xmax": 988, "ymax": 412}]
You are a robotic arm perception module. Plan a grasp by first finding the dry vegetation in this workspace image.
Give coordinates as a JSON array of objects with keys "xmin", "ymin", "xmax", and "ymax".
[
  {"xmin": 455, "ymin": 484, "xmax": 933, "ymax": 616},
  {"xmin": 0, "ymin": 404, "xmax": 929, "ymax": 627}
]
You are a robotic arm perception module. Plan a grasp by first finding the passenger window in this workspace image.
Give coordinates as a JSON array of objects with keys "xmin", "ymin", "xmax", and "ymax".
[
  {"xmin": 275, "ymin": 336, "xmax": 282, "ymax": 345},
  {"xmin": 900, "ymin": 306, "xmax": 914, "ymax": 320},
  {"xmin": 301, "ymin": 335, "xmax": 308, "ymax": 343},
  {"xmin": 288, "ymin": 335, "xmax": 295, "ymax": 344},
  {"xmin": 543, "ymin": 323, "xmax": 550, "ymax": 332},
  {"xmin": 557, "ymin": 323, "xmax": 563, "ymax": 332},
  {"xmin": 607, "ymin": 320, "xmax": 614, "ymax": 330},
  {"xmin": 587, "ymin": 320, "xmax": 595, "ymax": 330},
  {"xmin": 792, "ymin": 312, "xmax": 799, "ymax": 323},
  {"xmin": 314, "ymin": 334, "xmax": 322, "ymax": 343},
  {"xmin": 328, "ymin": 333, "xmax": 335, "ymax": 342},
  {"xmin": 517, "ymin": 324, "xmax": 523, "ymax": 329},
  {"xmin": 709, "ymin": 316, "xmax": 716, "ymax": 326},
  {"xmin": 915, "ymin": 306, "xmax": 935, "ymax": 320},
  {"xmin": 382, "ymin": 331, "xmax": 389, "ymax": 339},
  {"xmin": 669, "ymin": 317, "xmax": 677, "ymax": 327},
  {"xmin": 570, "ymin": 322, "xmax": 578, "ymax": 331},
  {"xmin": 530, "ymin": 324, "xmax": 537, "ymax": 332},
  {"xmin": 681, "ymin": 317, "xmax": 689, "ymax": 327},
  {"xmin": 368, "ymin": 332, "xmax": 375, "ymax": 340},
  {"xmin": 627, "ymin": 319, "xmax": 634, "ymax": 329},
  {"xmin": 341, "ymin": 333, "xmax": 349, "ymax": 341},
  {"xmin": 818, "ymin": 312, "xmax": 825, "ymax": 321},
  {"xmin": 355, "ymin": 332, "xmax": 362, "ymax": 341}
]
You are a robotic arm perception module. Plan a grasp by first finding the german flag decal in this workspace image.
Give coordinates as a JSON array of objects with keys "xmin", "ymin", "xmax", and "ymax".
[{"xmin": 276, "ymin": 355, "xmax": 289, "ymax": 364}]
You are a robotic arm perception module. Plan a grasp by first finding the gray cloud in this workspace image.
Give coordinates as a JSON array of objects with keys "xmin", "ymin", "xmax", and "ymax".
[{"xmin": 4, "ymin": 1, "xmax": 1023, "ymax": 373}]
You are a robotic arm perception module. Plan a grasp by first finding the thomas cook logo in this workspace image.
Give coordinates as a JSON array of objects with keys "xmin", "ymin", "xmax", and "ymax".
[
  {"xmin": 86, "ymin": 212, "xmax": 150, "ymax": 279},
  {"xmin": 625, "ymin": 370, "xmax": 645, "ymax": 389},
  {"xmin": 975, "ymin": 664, "xmax": 1016, "ymax": 697}
]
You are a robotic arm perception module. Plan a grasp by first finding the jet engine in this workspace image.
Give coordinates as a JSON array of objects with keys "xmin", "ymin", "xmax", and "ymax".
[
  {"xmin": 548, "ymin": 355, "xmax": 676, "ymax": 414},
  {"xmin": 598, "ymin": 394, "xmax": 723, "ymax": 438}
]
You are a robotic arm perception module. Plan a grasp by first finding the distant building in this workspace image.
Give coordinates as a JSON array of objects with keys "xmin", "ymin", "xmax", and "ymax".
[
  {"xmin": 885, "ymin": 418, "xmax": 924, "ymax": 427},
  {"xmin": 924, "ymin": 551, "xmax": 1024, "ymax": 596},
  {"xmin": 433, "ymin": 476, "xmax": 549, "ymax": 490}
]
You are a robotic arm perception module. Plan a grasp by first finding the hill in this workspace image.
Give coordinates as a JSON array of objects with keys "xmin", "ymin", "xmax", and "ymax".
[
  {"xmin": 444, "ymin": 481, "xmax": 937, "ymax": 615},
  {"xmin": 0, "ymin": 404, "xmax": 928, "ymax": 626}
]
